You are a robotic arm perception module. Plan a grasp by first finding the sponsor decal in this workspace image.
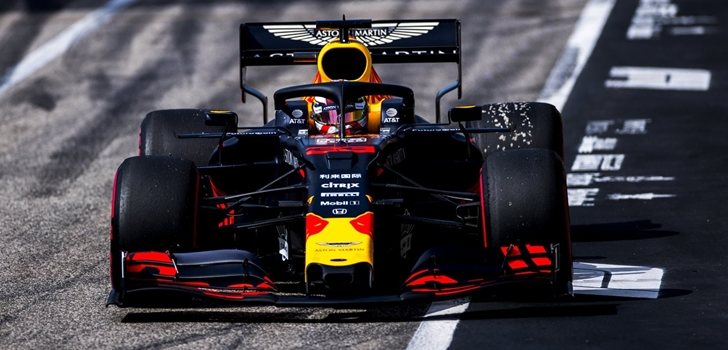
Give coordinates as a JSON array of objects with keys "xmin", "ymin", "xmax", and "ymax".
[
  {"xmin": 320, "ymin": 200, "xmax": 361, "ymax": 206},
  {"xmin": 228, "ymin": 131, "xmax": 276, "ymax": 136},
  {"xmin": 316, "ymin": 241, "xmax": 361, "ymax": 247},
  {"xmin": 321, "ymin": 192, "xmax": 359, "ymax": 198},
  {"xmin": 385, "ymin": 108, "xmax": 398, "ymax": 117},
  {"xmin": 332, "ymin": 208, "xmax": 348, "ymax": 215},
  {"xmin": 251, "ymin": 50, "xmax": 457, "ymax": 59},
  {"xmin": 263, "ymin": 22, "xmax": 440, "ymax": 47},
  {"xmin": 321, "ymin": 182, "xmax": 360, "ymax": 189},
  {"xmin": 400, "ymin": 209, "xmax": 414, "ymax": 258},
  {"xmin": 385, "ymin": 148, "xmax": 406, "ymax": 167},
  {"xmin": 314, "ymin": 137, "xmax": 368, "ymax": 145},
  {"xmin": 383, "ymin": 117, "xmax": 400, "ymax": 123},
  {"xmin": 378, "ymin": 49, "xmax": 456, "ymax": 56},
  {"xmin": 199, "ymin": 287, "xmax": 264, "ymax": 294},
  {"xmin": 320, "ymin": 173, "xmax": 362, "ymax": 180},
  {"xmin": 283, "ymin": 149, "xmax": 299, "ymax": 168},
  {"xmin": 291, "ymin": 109, "xmax": 304, "ymax": 118},
  {"xmin": 313, "ymin": 247, "xmax": 365, "ymax": 253}
]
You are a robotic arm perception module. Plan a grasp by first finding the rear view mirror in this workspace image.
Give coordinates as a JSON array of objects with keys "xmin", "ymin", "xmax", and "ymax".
[
  {"xmin": 205, "ymin": 110, "xmax": 238, "ymax": 129},
  {"xmin": 449, "ymin": 105, "xmax": 481, "ymax": 122}
]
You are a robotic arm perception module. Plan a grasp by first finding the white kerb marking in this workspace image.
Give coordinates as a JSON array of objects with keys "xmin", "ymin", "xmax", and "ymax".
[{"xmin": 0, "ymin": 0, "xmax": 137, "ymax": 97}]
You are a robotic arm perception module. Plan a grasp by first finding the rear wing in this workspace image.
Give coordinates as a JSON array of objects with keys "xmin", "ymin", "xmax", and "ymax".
[{"xmin": 240, "ymin": 18, "xmax": 462, "ymax": 123}]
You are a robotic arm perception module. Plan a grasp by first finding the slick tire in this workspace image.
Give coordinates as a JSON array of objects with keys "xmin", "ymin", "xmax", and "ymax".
[
  {"xmin": 476, "ymin": 102, "xmax": 564, "ymax": 159},
  {"xmin": 112, "ymin": 156, "xmax": 198, "ymax": 252},
  {"xmin": 140, "ymin": 109, "xmax": 231, "ymax": 165},
  {"xmin": 481, "ymin": 148, "xmax": 572, "ymax": 296}
]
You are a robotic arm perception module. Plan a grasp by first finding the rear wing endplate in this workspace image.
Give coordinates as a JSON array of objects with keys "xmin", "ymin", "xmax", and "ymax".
[{"xmin": 240, "ymin": 19, "xmax": 462, "ymax": 123}]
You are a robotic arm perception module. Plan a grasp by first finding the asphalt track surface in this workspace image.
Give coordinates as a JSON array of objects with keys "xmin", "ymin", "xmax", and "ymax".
[
  {"xmin": 455, "ymin": 0, "xmax": 728, "ymax": 348},
  {"xmin": 1, "ymin": 0, "xmax": 725, "ymax": 349}
]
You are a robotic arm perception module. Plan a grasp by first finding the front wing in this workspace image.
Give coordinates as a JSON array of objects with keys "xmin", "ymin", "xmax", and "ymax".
[{"xmin": 108, "ymin": 245, "xmax": 564, "ymax": 307}]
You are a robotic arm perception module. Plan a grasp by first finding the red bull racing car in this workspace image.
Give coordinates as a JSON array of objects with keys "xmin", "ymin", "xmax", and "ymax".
[{"xmin": 107, "ymin": 18, "xmax": 572, "ymax": 306}]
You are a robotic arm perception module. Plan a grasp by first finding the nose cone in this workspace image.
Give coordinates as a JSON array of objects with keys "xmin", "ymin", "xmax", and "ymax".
[
  {"xmin": 306, "ymin": 262, "xmax": 372, "ymax": 294},
  {"xmin": 304, "ymin": 213, "xmax": 375, "ymax": 294}
]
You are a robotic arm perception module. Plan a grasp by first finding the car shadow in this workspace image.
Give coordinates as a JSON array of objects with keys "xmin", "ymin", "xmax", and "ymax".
[{"xmin": 119, "ymin": 300, "xmax": 621, "ymax": 324}]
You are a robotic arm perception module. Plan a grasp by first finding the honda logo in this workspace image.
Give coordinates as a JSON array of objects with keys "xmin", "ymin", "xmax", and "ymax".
[{"xmin": 332, "ymin": 208, "xmax": 348, "ymax": 215}]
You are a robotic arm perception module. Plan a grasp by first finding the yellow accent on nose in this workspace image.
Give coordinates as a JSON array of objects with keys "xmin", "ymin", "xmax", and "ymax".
[{"xmin": 304, "ymin": 215, "xmax": 374, "ymax": 282}]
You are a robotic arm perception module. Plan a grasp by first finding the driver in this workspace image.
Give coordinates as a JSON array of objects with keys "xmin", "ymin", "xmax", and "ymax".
[{"xmin": 311, "ymin": 96, "xmax": 368, "ymax": 135}]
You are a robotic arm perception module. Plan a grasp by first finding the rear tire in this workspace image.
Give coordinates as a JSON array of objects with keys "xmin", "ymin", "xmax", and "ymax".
[
  {"xmin": 140, "ymin": 109, "xmax": 233, "ymax": 165},
  {"xmin": 476, "ymin": 102, "xmax": 564, "ymax": 159},
  {"xmin": 481, "ymin": 148, "xmax": 572, "ymax": 296}
]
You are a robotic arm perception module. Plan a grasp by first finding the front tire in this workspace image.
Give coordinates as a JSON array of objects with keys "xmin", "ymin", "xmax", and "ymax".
[
  {"xmin": 110, "ymin": 156, "xmax": 199, "ymax": 290},
  {"xmin": 115, "ymin": 156, "xmax": 199, "ymax": 251},
  {"xmin": 481, "ymin": 148, "xmax": 572, "ymax": 296}
]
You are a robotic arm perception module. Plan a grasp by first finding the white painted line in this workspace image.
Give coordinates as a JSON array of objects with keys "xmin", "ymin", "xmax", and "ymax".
[
  {"xmin": 605, "ymin": 66, "xmax": 711, "ymax": 91},
  {"xmin": 670, "ymin": 26, "xmax": 717, "ymax": 36},
  {"xmin": 567, "ymin": 173, "xmax": 675, "ymax": 187},
  {"xmin": 577, "ymin": 136, "xmax": 618, "ymax": 153},
  {"xmin": 0, "ymin": 0, "xmax": 136, "ymax": 97},
  {"xmin": 571, "ymin": 154, "xmax": 625, "ymax": 171},
  {"xmin": 627, "ymin": 0, "xmax": 718, "ymax": 40},
  {"xmin": 538, "ymin": 0, "xmax": 616, "ymax": 111},
  {"xmin": 568, "ymin": 188, "xmax": 599, "ymax": 207},
  {"xmin": 607, "ymin": 193, "xmax": 676, "ymax": 200},
  {"xmin": 573, "ymin": 262, "xmax": 664, "ymax": 299},
  {"xmin": 406, "ymin": 298, "xmax": 471, "ymax": 350},
  {"xmin": 616, "ymin": 119, "xmax": 650, "ymax": 135}
]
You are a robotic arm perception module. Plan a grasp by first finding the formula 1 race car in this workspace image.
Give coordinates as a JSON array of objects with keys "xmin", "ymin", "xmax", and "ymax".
[{"xmin": 107, "ymin": 18, "xmax": 572, "ymax": 307}]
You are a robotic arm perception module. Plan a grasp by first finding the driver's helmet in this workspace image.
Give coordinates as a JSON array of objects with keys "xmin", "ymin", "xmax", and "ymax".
[{"xmin": 312, "ymin": 96, "xmax": 368, "ymax": 135}]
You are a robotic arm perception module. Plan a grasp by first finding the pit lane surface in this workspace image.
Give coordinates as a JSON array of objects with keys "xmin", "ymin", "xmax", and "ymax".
[
  {"xmin": 454, "ymin": 0, "xmax": 728, "ymax": 348},
  {"xmin": 6, "ymin": 0, "xmax": 709, "ymax": 348}
]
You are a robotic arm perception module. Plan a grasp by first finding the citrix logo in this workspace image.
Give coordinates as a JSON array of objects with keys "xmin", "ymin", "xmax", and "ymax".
[{"xmin": 321, "ymin": 182, "xmax": 360, "ymax": 189}]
